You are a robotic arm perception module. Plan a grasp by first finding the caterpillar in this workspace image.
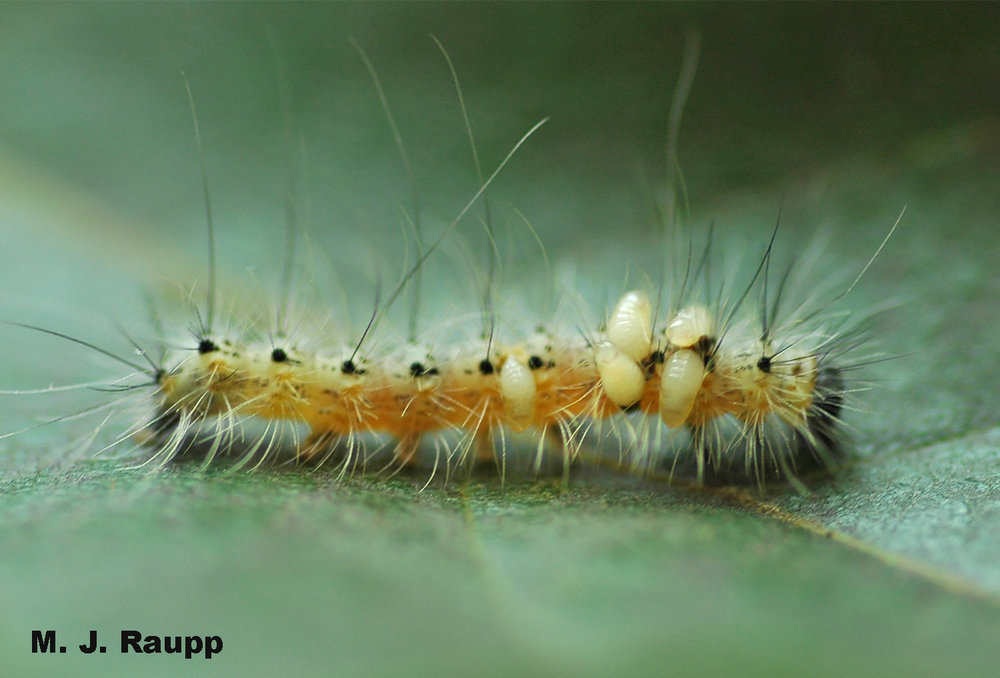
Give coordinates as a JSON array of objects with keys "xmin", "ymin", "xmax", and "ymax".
[{"xmin": 1, "ymin": 36, "xmax": 898, "ymax": 490}]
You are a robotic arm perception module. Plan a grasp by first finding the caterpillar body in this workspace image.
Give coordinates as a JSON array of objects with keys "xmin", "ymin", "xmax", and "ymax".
[
  {"xmin": 145, "ymin": 285, "xmax": 847, "ymax": 487},
  {"xmin": 2, "ymin": 38, "xmax": 898, "ymax": 490}
]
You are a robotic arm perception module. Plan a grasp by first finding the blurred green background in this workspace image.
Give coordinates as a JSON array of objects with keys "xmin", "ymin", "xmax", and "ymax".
[{"xmin": 1, "ymin": 3, "xmax": 999, "ymax": 677}]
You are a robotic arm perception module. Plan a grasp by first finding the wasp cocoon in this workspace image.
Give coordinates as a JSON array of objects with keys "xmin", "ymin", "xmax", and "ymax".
[
  {"xmin": 607, "ymin": 290, "xmax": 653, "ymax": 362},
  {"xmin": 659, "ymin": 348, "xmax": 705, "ymax": 428},
  {"xmin": 594, "ymin": 341, "xmax": 646, "ymax": 409},
  {"xmin": 499, "ymin": 354, "xmax": 536, "ymax": 432},
  {"xmin": 666, "ymin": 306, "xmax": 714, "ymax": 348}
]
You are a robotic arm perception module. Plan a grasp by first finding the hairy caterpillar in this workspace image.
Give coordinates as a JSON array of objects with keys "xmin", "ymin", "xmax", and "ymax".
[{"xmin": 0, "ymin": 36, "xmax": 898, "ymax": 490}]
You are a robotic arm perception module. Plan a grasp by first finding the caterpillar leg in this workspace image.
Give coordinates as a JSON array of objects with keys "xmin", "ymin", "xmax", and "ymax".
[
  {"xmin": 474, "ymin": 430, "xmax": 496, "ymax": 464},
  {"xmin": 299, "ymin": 430, "xmax": 338, "ymax": 463},
  {"xmin": 394, "ymin": 434, "xmax": 422, "ymax": 467}
]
